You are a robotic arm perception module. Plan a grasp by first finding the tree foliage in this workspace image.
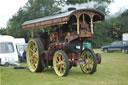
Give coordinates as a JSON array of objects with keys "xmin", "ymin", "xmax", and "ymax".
[
  {"xmin": 6, "ymin": 0, "xmax": 60, "ymax": 40},
  {"xmin": 91, "ymin": 9, "xmax": 128, "ymax": 47},
  {"xmin": 0, "ymin": 28, "xmax": 7, "ymax": 35},
  {"xmin": 109, "ymin": 9, "xmax": 128, "ymax": 40},
  {"xmin": 6, "ymin": 8, "xmax": 29, "ymax": 38},
  {"xmin": 24, "ymin": 0, "xmax": 60, "ymax": 19}
]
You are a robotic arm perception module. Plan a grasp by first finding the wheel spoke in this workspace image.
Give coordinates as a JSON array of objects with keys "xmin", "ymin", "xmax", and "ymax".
[
  {"xmin": 60, "ymin": 67, "xmax": 63, "ymax": 73},
  {"xmin": 58, "ymin": 55, "xmax": 62, "ymax": 61},
  {"xmin": 80, "ymin": 49, "xmax": 97, "ymax": 74},
  {"xmin": 62, "ymin": 57, "xmax": 65, "ymax": 62},
  {"xmin": 89, "ymin": 59, "xmax": 94, "ymax": 64},
  {"xmin": 53, "ymin": 50, "xmax": 69, "ymax": 76},
  {"xmin": 56, "ymin": 59, "xmax": 59, "ymax": 63},
  {"xmin": 27, "ymin": 39, "xmax": 44, "ymax": 72}
]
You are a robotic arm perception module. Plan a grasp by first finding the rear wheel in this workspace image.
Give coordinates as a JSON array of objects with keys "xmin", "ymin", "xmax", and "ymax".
[
  {"xmin": 96, "ymin": 53, "xmax": 101, "ymax": 64},
  {"xmin": 53, "ymin": 50, "xmax": 69, "ymax": 77},
  {"xmin": 80, "ymin": 49, "xmax": 97, "ymax": 74},
  {"xmin": 27, "ymin": 38, "xmax": 44, "ymax": 72}
]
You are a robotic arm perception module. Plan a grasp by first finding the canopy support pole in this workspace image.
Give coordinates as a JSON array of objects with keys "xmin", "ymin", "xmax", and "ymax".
[
  {"xmin": 90, "ymin": 18, "xmax": 94, "ymax": 34},
  {"xmin": 77, "ymin": 18, "xmax": 80, "ymax": 34}
]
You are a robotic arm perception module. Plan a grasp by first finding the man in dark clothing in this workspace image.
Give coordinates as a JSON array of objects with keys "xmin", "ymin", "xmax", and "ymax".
[{"xmin": 22, "ymin": 49, "xmax": 26, "ymax": 62}]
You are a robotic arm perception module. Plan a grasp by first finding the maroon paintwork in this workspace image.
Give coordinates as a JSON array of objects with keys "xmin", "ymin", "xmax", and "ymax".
[{"xmin": 22, "ymin": 8, "xmax": 104, "ymax": 66}]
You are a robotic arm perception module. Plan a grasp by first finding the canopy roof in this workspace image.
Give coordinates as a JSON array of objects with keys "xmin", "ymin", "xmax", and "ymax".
[{"xmin": 22, "ymin": 8, "xmax": 104, "ymax": 30}]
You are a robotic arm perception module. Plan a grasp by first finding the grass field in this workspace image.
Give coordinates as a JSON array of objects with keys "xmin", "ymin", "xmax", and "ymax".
[{"xmin": 0, "ymin": 52, "xmax": 128, "ymax": 85}]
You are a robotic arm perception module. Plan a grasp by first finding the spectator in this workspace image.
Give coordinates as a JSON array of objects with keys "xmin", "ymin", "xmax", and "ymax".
[{"xmin": 22, "ymin": 49, "xmax": 26, "ymax": 62}]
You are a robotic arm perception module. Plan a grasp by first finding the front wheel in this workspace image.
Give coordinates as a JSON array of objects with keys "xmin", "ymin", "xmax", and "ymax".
[
  {"xmin": 53, "ymin": 50, "xmax": 69, "ymax": 77},
  {"xmin": 80, "ymin": 49, "xmax": 97, "ymax": 74}
]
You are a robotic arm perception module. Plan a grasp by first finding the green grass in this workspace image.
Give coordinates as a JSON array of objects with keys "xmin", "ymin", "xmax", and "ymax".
[{"xmin": 1, "ymin": 52, "xmax": 128, "ymax": 85}]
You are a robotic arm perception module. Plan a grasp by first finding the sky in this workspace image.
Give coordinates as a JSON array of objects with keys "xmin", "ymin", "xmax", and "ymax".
[
  {"xmin": 108, "ymin": 0, "xmax": 128, "ymax": 15},
  {"xmin": 0, "ymin": 0, "xmax": 28, "ymax": 28},
  {"xmin": 0, "ymin": 0, "xmax": 128, "ymax": 28}
]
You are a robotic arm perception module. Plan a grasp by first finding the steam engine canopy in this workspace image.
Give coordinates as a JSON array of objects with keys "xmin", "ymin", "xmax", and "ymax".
[{"xmin": 22, "ymin": 8, "xmax": 104, "ymax": 30}]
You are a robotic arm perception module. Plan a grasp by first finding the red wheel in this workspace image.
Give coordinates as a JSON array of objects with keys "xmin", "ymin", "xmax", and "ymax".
[{"xmin": 96, "ymin": 53, "xmax": 101, "ymax": 64}]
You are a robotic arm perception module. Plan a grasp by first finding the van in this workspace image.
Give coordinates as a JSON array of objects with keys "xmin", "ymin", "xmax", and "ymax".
[
  {"xmin": 0, "ymin": 35, "xmax": 19, "ymax": 65},
  {"xmin": 15, "ymin": 38, "xmax": 26, "ymax": 57},
  {"xmin": 16, "ymin": 43, "xmax": 27, "ymax": 62}
]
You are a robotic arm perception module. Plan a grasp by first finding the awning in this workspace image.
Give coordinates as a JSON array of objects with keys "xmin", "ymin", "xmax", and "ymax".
[{"xmin": 22, "ymin": 8, "xmax": 104, "ymax": 30}]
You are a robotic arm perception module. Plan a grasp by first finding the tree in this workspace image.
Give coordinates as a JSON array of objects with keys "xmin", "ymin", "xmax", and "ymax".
[
  {"xmin": 92, "ymin": 9, "xmax": 128, "ymax": 48},
  {"xmin": 6, "ymin": 0, "xmax": 61, "ymax": 40},
  {"xmin": 90, "ymin": 19, "xmax": 114, "ymax": 47},
  {"xmin": 24, "ymin": 0, "xmax": 60, "ymax": 19},
  {"xmin": 0, "ymin": 28, "xmax": 7, "ymax": 35},
  {"xmin": 111, "ymin": 9, "xmax": 128, "ymax": 40},
  {"xmin": 6, "ymin": 8, "xmax": 29, "ymax": 39}
]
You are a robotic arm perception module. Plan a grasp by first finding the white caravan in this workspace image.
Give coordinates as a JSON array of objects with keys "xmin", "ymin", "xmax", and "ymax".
[{"xmin": 0, "ymin": 35, "xmax": 19, "ymax": 65}]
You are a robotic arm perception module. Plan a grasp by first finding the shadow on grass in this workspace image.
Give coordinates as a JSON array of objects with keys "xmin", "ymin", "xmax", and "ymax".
[{"xmin": 40, "ymin": 66, "xmax": 94, "ymax": 77}]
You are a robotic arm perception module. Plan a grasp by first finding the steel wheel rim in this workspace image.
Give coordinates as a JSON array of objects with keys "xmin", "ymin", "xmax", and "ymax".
[
  {"xmin": 53, "ymin": 52, "xmax": 66, "ymax": 76},
  {"xmin": 80, "ymin": 50, "xmax": 94, "ymax": 73},
  {"xmin": 27, "ymin": 40, "xmax": 39, "ymax": 72}
]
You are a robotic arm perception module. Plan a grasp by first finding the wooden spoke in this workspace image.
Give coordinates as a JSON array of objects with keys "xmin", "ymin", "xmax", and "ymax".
[
  {"xmin": 53, "ymin": 50, "xmax": 69, "ymax": 76},
  {"xmin": 80, "ymin": 49, "xmax": 97, "ymax": 74}
]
